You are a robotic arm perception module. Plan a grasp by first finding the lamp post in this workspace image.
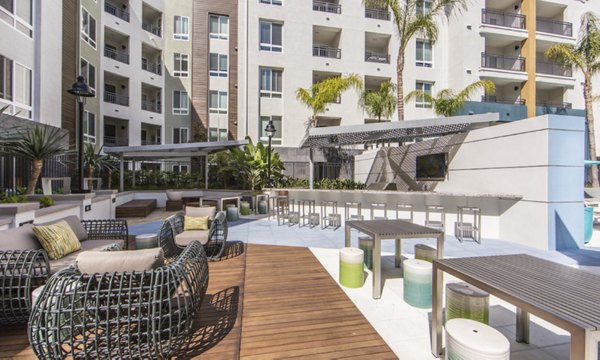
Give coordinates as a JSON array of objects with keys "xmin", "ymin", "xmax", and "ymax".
[
  {"xmin": 264, "ymin": 119, "xmax": 276, "ymax": 188},
  {"xmin": 68, "ymin": 76, "xmax": 94, "ymax": 193}
]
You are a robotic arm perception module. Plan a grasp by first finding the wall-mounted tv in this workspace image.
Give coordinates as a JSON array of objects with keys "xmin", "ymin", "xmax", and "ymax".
[{"xmin": 416, "ymin": 153, "xmax": 448, "ymax": 181}]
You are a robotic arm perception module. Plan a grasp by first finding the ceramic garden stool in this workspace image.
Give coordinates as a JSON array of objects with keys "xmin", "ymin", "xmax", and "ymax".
[
  {"xmin": 240, "ymin": 201, "xmax": 251, "ymax": 216},
  {"xmin": 445, "ymin": 318, "xmax": 510, "ymax": 360},
  {"xmin": 226, "ymin": 204, "xmax": 239, "ymax": 221},
  {"xmin": 358, "ymin": 236, "xmax": 373, "ymax": 269},
  {"xmin": 403, "ymin": 259, "xmax": 432, "ymax": 308},
  {"xmin": 339, "ymin": 247, "xmax": 364, "ymax": 288},
  {"xmin": 446, "ymin": 282, "xmax": 490, "ymax": 325},
  {"xmin": 258, "ymin": 200, "xmax": 268, "ymax": 215},
  {"xmin": 136, "ymin": 233, "xmax": 158, "ymax": 249},
  {"xmin": 414, "ymin": 243, "xmax": 437, "ymax": 262}
]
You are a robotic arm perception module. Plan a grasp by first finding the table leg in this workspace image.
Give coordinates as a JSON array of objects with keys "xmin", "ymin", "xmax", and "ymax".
[
  {"xmin": 431, "ymin": 262, "xmax": 443, "ymax": 358},
  {"xmin": 373, "ymin": 235, "xmax": 382, "ymax": 299},
  {"xmin": 395, "ymin": 238, "xmax": 402, "ymax": 268},
  {"xmin": 345, "ymin": 223, "xmax": 351, "ymax": 248},
  {"xmin": 516, "ymin": 308, "xmax": 530, "ymax": 344},
  {"xmin": 436, "ymin": 233, "xmax": 444, "ymax": 260}
]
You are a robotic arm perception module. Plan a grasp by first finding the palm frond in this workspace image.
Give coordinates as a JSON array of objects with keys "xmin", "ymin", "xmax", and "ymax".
[
  {"xmin": 545, "ymin": 44, "xmax": 584, "ymax": 70},
  {"xmin": 404, "ymin": 89, "xmax": 434, "ymax": 104},
  {"xmin": 3, "ymin": 125, "xmax": 70, "ymax": 161},
  {"xmin": 456, "ymin": 80, "xmax": 495, "ymax": 103}
]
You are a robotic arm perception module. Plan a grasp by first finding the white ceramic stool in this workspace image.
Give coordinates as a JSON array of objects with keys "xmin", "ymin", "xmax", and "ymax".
[
  {"xmin": 339, "ymin": 247, "xmax": 364, "ymax": 288},
  {"xmin": 403, "ymin": 259, "xmax": 432, "ymax": 308},
  {"xmin": 445, "ymin": 318, "xmax": 510, "ymax": 360}
]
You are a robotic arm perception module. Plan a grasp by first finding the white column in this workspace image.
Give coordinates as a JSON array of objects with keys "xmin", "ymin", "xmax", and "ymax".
[
  {"xmin": 309, "ymin": 148, "xmax": 314, "ymax": 190},
  {"xmin": 205, "ymin": 155, "xmax": 209, "ymax": 189}
]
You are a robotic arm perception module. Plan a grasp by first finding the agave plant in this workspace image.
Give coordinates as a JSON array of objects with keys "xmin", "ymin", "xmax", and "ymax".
[{"xmin": 84, "ymin": 144, "xmax": 118, "ymax": 189}]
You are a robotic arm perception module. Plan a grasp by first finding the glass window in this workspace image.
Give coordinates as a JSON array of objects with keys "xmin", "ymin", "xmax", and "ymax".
[
  {"xmin": 259, "ymin": 21, "xmax": 283, "ymax": 52},
  {"xmin": 209, "ymin": 15, "xmax": 229, "ymax": 40},
  {"xmin": 15, "ymin": 0, "xmax": 31, "ymax": 25},
  {"xmin": 209, "ymin": 53, "xmax": 228, "ymax": 77},
  {"xmin": 0, "ymin": 55, "xmax": 13, "ymax": 101},
  {"xmin": 416, "ymin": 39, "xmax": 432, "ymax": 67},
  {"xmin": 209, "ymin": 91, "xmax": 228, "ymax": 114},
  {"xmin": 416, "ymin": 0, "xmax": 432, "ymax": 16},
  {"xmin": 172, "ymin": 127, "xmax": 189, "ymax": 144},
  {"xmin": 173, "ymin": 16, "xmax": 189, "ymax": 40},
  {"xmin": 14, "ymin": 63, "xmax": 31, "ymax": 106},
  {"xmin": 260, "ymin": 68, "xmax": 283, "ymax": 98},
  {"xmin": 84, "ymin": 111, "xmax": 96, "ymax": 144},
  {"xmin": 415, "ymin": 81, "xmax": 433, "ymax": 109},
  {"xmin": 259, "ymin": 116, "xmax": 282, "ymax": 145},
  {"xmin": 173, "ymin": 53, "xmax": 189, "ymax": 77},
  {"xmin": 81, "ymin": 7, "xmax": 96, "ymax": 48},
  {"xmin": 80, "ymin": 58, "xmax": 96, "ymax": 94},
  {"xmin": 0, "ymin": 0, "xmax": 32, "ymax": 37},
  {"xmin": 260, "ymin": 0, "xmax": 283, "ymax": 5},
  {"xmin": 172, "ymin": 90, "xmax": 189, "ymax": 115},
  {"xmin": 173, "ymin": 164, "xmax": 189, "ymax": 173}
]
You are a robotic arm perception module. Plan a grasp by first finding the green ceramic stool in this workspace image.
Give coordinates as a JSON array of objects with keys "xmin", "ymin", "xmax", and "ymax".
[
  {"xmin": 446, "ymin": 282, "xmax": 490, "ymax": 325},
  {"xmin": 358, "ymin": 236, "xmax": 373, "ymax": 269},
  {"xmin": 339, "ymin": 247, "xmax": 364, "ymax": 288},
  {"xmin": 258, "ymin": 200, "xmax": 268, "ymax": 214},
  {"xmin": 414, "ymin": 243, "xmax": 437, "ymax": 262},
  {"xmin": 240, "ymin": 201, "xmax": 251, "ymax": 216},
  {"xmin": 403, "ymin": 259, "xmax": 432, "ymax": 308},
  {"xmin": 226, "ymin": 204, "xmax": 239, "ymax": 221}
]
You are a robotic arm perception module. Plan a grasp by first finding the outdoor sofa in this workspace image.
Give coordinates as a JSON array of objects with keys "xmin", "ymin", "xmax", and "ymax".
[{"xmin": 0, "ymin": 215, "xmax": 128, "ymax": 324}]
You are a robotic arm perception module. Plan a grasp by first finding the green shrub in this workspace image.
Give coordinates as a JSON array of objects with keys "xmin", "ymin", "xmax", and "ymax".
[{"xmin": 38, "ymin": 196, "xmax": 55, "ymax": 208}]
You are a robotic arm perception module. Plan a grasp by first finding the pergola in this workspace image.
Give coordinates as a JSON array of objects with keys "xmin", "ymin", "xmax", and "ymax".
[{"xmin": 104, "ymin": 140, "xmax": 248, "ymax": 191}]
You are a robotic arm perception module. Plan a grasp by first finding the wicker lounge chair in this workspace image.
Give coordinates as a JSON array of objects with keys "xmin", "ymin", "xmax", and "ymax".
[
  {"xmin": 159, "ymin": 210, "xmax": 228, "ymax": 261},
  {"xmin": 28, "ymin": 240, "xmax": 209, "ymax": 359}
]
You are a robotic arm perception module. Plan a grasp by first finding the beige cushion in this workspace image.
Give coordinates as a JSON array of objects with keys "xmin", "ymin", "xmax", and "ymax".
[
  {"xmin": 186, "ymin": 206, "xmax": 216, "ymax": 220},
  {"xmin": 175, "ymin": 230, "xmax": 209, "ymax": 246},
  {"xmin": 184, "ymin": 216, "xmax": 209, "ymax": 231},
  {"xmin": 0, "ymin": 224, "xmax": 41, "ymax": 251},
  {"xmin": 76, "ymin": 248, "xmax": 164, "ymax": 274},
  {"xmin": 36, "ymin": 215, "xmax": 88, "ymax": 242},
  {"xmin": 32, "ymin": 221, "xmax": 81, "ymax": 260},
  {"xmin": 49, "ymin": 239, "xmax": 125, "ymax": 274}
]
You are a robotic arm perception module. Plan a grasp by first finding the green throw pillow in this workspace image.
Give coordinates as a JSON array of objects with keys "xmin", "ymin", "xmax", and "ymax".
[
  {"xmin": 33, "ymin": 220, "xmax": 81, "ymax": 260},
  {"xmin": 184, "ymin": 216, "xmax": 209, "ymax": 231}
]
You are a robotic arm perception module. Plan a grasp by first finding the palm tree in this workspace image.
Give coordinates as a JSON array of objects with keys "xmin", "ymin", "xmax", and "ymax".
[
  {"xmin": 2, "ymin": 126, "xmax": 70, "ymax": 194},
  {"xmin": 363, "ymin": 0, "xmax": 468, "ymax": 121},
  {"xmin": 545, "ymin": 12, "xmax": 600, "ymax": 186},
  {"xmin": 405, "ymin": 80, "xmax": 495, "ymax": 117},
  {"xmin": 296, "ymin": 74, "xmax": 363, "ymax": 128},
  {"xmin": 360, "ymin": 81, "xmax": 398, "ymax": 122},
  {"xmin": 83, "ymin": 144, "xmax": 118, "ymax": 189}
]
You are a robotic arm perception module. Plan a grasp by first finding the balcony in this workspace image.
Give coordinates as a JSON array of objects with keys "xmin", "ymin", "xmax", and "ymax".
[
  {"xmin": 365, "ymin": 8, "xmax": 390, "ymax": 21},
  {"xmin": 365, "ymin": 51, "xmax": 390, "ymax": 64},
  {"xmin": 141, "ymin": 100, "xmax": 161, "ymax": 113},
  {"xmin": 537, "ymin": 17, "xmax": 573, "ymax": 37},
  {"xmin": 142, "ymin": 23, "xmax": 161, "ymax": 37},
  {"xmin": 104, "ymin": 46, "xmax": 129, "ymax": 64},
  {"xmin": 481, "ymin": 95, "xmax": 526, "ymax": 105},
  {"xmin": 142, "ymin": 61, "xmax": 161, "ymax": 75},
  {"xmin": 481, "ymin": 9, "xmax": 526, "ymax": 29},
  {"xmin": 313, "ymin": 46, "xmax": 341, "ymax": 59},
  {"xmin": 103, "ymin": 136, "xmax": 128, "ymax": 147},
  {"xmin": 481, "ymin": 53, "xmax": 526, "ymax": 72},
  {"xmin": 313, "ymin": 1, "xmax": 341, "ymax": 14},
  {"xmin": 536, "ymin": 60, "xmax": 572, "ymax": 77},
  {"xmin": 537, "ymin": 101, "xmax": 572, "ymax": 109},
  {"xmin": 104, "ymin": 1, "xmax": 130, "ymax": 22},
  {"xmin": 104, "ymin": 91, "xmax": 129, "ymax": 106}
]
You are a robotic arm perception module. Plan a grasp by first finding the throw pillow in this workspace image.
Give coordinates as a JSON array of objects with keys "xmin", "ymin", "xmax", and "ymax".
[
  {"xmin": 32, "ymin": 220, "xmax": 81, "ymax": 260},
  {"xmin": 184, "ymin": 216, "xmax": 209, "ymax": 231}
]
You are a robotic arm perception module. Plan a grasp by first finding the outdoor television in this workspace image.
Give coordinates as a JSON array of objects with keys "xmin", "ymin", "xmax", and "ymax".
[{"xmin": 415, "ymin": 153, "xmax": 448, "ymax": 181}]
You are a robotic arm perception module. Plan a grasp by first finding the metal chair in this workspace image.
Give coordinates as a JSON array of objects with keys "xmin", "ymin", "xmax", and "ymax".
[
  {"xmin": 299, "ymin": 200, "xmax": 316, "ymax": 227},
  {"xmin": 396, "ymin": 204, "xmax": 414, "ymax": 222},
  {"xmin": 455, "ymin": 206, "xmax": 481, "ymax": 244},
  {"xmin": 321, "ymin": 201, "xmax": 341, "ymax": 230},
  {"xmin": 370, "ymin": 203, "xmax": 387, "ymax": 220},
  {"xmin": 345, "ymin": 202, "xmax": 363, "ymax": 221},
  {"xmin": 425, "ymin": 205, "xmax": 445, "ymax": 231}
]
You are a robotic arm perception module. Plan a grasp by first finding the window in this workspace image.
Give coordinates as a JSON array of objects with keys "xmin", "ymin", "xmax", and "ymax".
[
  {"xmin": 173, "ymin": 16, "xmax": 189, "ymax": 40},
  {"xmin": 209, "ymin": 53, "xmax": 228, "ymax": 77},
  {"xmin": 172, "ymin": 127, "xmax": 189, "ymax": 144},
  {"xmin": 260, "ymin": 68, "xmax": 283, "ymax": 98},
  {"xmin": 0, "ymin": 0, "xmax": 33, "ymax": 37},
  {"xmin": 84, "ymin": 111, "xmax": 96, "ymax": 144},
  {"xmin": 173, "ymin": 53, "xmax": 189, "ymax": 77},
  {"xmin": 415, "ymin": 81, "xmax": 433, "ymax": 108},
  {"xmin": 172, "ymin": 90, "xmax": 189, "ymax": 115},
  {"xmin": 81, "ymin": 8, "xmax": 96, "ymax": 48},
  {"xmin": 209, "ymin": 91, "xmax": 228, "ymax": 114},
  {"xmin": 0, "ymin": 55, "xmax": 13, "ymax": 101},
  {"xmin": 209, "ymin": 15, "xmax": 229, "ymax": 40},
  {"xmin": 208, "ymin": 128, "xmax": 228, "ymax": 142},
  {"xmin": 80, "ymin": 58, "xmax": 96, "ymax": 94},
  {"xmin": 260, "ymin": 21, "xmax": 282, "ymax": 52},
  {"xmin": 260, "ymin": 0, "xmax": 283, "ymax": 5},
  {"xmin": 416, "ymin": 39, "xmax": 432, "ymax": 67},
  {"xmin": 173, "ymin": 165, "xmax": 189, "ymax": 173},
  {"xmin": 259, "ymin": 116, "xmax": 282, "ymax": 145},
  {"xmin": 416, "ymin": 0, "xmax": 432, "ymax": 16}
]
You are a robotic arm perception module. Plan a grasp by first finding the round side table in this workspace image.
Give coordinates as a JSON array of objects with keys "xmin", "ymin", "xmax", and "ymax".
[{"xmin": 136, "ymin": 233, "xmax": 158, "ymax": 249}]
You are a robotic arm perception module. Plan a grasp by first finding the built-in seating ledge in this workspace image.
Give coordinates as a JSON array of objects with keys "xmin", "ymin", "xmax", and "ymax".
[
  {"xmin": 0, "ymin": 217, "xmax": 13, "ymax": 227},
  {"xmin": 0, "ymin": 203, "xmax": 40, "ymax": 215},
  {"xmin": 34, "ymin": 203, "xmax": 80, "ymax": 218}
]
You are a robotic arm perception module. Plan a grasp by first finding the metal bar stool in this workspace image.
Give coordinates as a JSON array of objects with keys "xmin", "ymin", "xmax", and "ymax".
[
  {"xmin": 425, "ymin": 205, "xmax": 445, "ymax": 231},
  {"xmin": 370, "ymin": 203, "xmax": 387, "ymax": 220},
  {"xmin": 277, "ymin": 198, "xmax": 294, "ymax": 226},
  {"xmin": 345, "ymin": 202, "xmax": 363, "ymax": 221},
  {"xmin": 455, "ymin": 206, "xmax": 481, "ymax": 244},
  {"xmin": 321, "ymin": 201, "xmax": 341, "ymax": 230},
  {"xmin": 298, "ymin": 199, "xmax": 315, "ymax": 227},
  {"xmin": 396, "ymin": 204, "xmax": 413, "ymax": 222}
]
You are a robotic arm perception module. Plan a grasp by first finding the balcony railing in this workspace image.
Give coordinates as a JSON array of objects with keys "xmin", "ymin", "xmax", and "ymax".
[
  {"xmin": 142, "ymin": 62, "xmax": 162, "ymax": 75},
  {"xmin": 481, "ymin": 95, "xmax": 526, "ymax": 105},
  {"xmin": 536, "ymin": 60, "xmax": 572, "ymax": 77},
  {"xmin": 141, "ymin": 100, "xmax": 161, "ymax": 113},
  {"xmin": 104, "ymin": 46, "xmax": 129, "ymax": 64},
  {"xmin": 313, "ymin": 45, "xmax": 341, "ymax": 59},
  {"xmin": 481, "ymin": 9, "xmax": 526, "ymax": 29},
  {"xmin": 365, "ymin": 8, "xmax": 390, "ymax": 20},
  {"xmin": 104, "ymin": 91, "xmax": 129, "ymax": 106},
  {"xmin": 141, "ymin": 140, "xmax": 160, "ymax": 145},
  {"xmin": 104, "ymin": 1, "xmax": 130, "ymax": 22},
  {"xmin": 536, "ymin": 17, "xmax": 573, "ymax": 37},
  {"xmin": 103, "ymin": 136, "xmax": 128, "ymax": 147},
  {"xmin": 537, "ymin": 101, "xmax": 572, "ymax": 109},
  {"xmin": 365, "ymin": 51, "xmax": 390, "ymax": 64},
  {"xmin": 142, "ymin": 23, "xmax": 161, "ymax": 37},
  {"xmin": 481, "ymin": 53, "xmax": 526, "ymax": 72},
  {"xmin": 313, "ymin": 1, "xmax": 341, "ymax": 14}
]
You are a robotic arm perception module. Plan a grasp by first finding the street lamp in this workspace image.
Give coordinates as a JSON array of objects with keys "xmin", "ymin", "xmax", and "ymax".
[
  {"xmin": 68, "ymin": 76, "xmax": 94, "ymax": 193},
  {"xmin": 264, "ymin": 119, "xmax": 276, "ymax": 188}
]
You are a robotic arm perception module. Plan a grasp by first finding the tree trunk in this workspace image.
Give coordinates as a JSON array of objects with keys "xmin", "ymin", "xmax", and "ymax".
[
  {"xmin": 584, "ymin": 76, "xmax": 599, "ymax": 187},
  {"xmin": 397, "ymin": 51, "xmax": 405, "ymax": 121},
  {"xmin": 87, "ymin": 166, "xmax": 95, "ymax": 178},
  {"xmin": 27, "ymin": 159, "xmax": 43, "ymax": 195},
  {"xmin": 108, "ymin": 170, "xmax": 112, "ymax": 189}
]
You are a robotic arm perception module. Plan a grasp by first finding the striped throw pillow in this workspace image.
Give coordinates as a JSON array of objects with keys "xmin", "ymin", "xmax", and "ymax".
[
  {"xmin": 33, "ymin": 220, "xmax": 82, "ymax": 260},
  {"xmin": 184, "ymin": 216, "xmax": 209, "ymax": 231}
]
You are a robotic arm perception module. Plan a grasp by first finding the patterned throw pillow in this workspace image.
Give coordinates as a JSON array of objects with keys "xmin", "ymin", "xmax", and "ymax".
[
  {"xmin": 32, "ymin": 220, "xmax": 82, "ymax": 260},
  {"xmin": 184, "ymin": 216, "xmax": 209, "ymax": 231}
]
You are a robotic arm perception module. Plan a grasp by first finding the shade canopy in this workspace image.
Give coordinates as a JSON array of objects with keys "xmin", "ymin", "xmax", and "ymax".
[
  {"xmin": 104, "ymin": 140, "xmax": 248, "ymax": 160},
  {"xmin": 299, "ymin": 113, "xmax": 500, "ymax": 148}
]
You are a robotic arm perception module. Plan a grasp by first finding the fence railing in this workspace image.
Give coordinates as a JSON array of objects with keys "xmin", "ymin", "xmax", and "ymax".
[
  {"xmin": 104, "ymin": 1, "xmax": 130, "ymax": 22},
  {"xmin": 481, "ymin": 95, "xmax": 526, "ymax": 105},
  {"xmin": 103, "ymin": 136, "xmax": 128, "ymax": 147},
  {"xmin": 142, "ymin": 23, "xmax": 161, "ymax": 37},
  {"xmin": 141, "ymin": 100, "xmax": 161, "ymax": 113},
  {"xmin": 313, "ymin": 45, "xmax": 341, "ymax": 59},
  {"xmin": 104, "ymin": 91, "xmax": 129, "ymax": 106},
  {"xmin": 365, "ymin": 8, "xmax": 390, "ymax": 20},
  {"xmin": 536, "ymin": 60, "xmax": 572, "ymax": 77},
  {"xmin": 313, "ymin": 1, "xmax": 341, "ymax": 14},
  {"xmin": 365, "ymin": 51, "xmax": 390, "ymax": 63},
  {"xmin": 104, "ymin": 46, "xmax": 130, "ymax": 64},
  {"xmin": 481, "ymin": 52, "xmax": 526, "ymax": 72},
  {"xmin": 481, "ymin": 9, "xmax": 526, "ymax": 29},
  {"xmin": 142, "ymin": 62, "xmax": 162, "ymax": 75},
  {"xmin": 537, "ymin": 17, "xmax": 573, "ymax": 37}
]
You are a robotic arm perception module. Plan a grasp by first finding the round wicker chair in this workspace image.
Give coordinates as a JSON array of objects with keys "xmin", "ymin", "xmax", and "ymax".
[{"xmin": 28, "ymin": 241, "xmax": 209, "ymax": 359}]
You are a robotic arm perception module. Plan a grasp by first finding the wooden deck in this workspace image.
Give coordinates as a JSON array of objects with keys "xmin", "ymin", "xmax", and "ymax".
[{"xmin": 0, "ymin": 243, "xmax": 396, "ymax": 359}]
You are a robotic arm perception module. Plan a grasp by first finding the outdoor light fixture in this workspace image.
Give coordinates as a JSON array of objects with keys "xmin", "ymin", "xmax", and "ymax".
[
  {"xmin": 265, "ymin": 119, "xmax": 276, "ymax": 188},
  {"xmin": 68, "ymin": 75, "xmax": 94, "ymax": 193}
]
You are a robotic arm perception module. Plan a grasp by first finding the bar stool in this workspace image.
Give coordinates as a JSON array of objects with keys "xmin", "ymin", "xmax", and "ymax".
[
  {"xmin": 370, "ymin": 203, "xmax": 387, "ymax": 220},
  {"xmin": 396, "ymin": 204, "xmax": 413, "ymax": 222},
  {"xmin": 425, "ymin": 205, "xmax": 445, "ymax": 231},
  {"xmin": 277, "ymin": 198, "xmax": 293, "ymax": 226},
  {"xmin": 455, "ymin": 206, "xmax": 481, "ymax": 244},
  {"xmin": 321, "ymin": 201, "xmax": 341, "ymax": 230},
  {"xmin": 345, "ymin": 202, "xmax": 363, "ymax": 221},
  {"xmin": 298, "ymin": 199, "xmax": 316, "ymax": 227},
  {"xmin": 287, "ymin": 201, "xmax": 300, "ymax": 227}
]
